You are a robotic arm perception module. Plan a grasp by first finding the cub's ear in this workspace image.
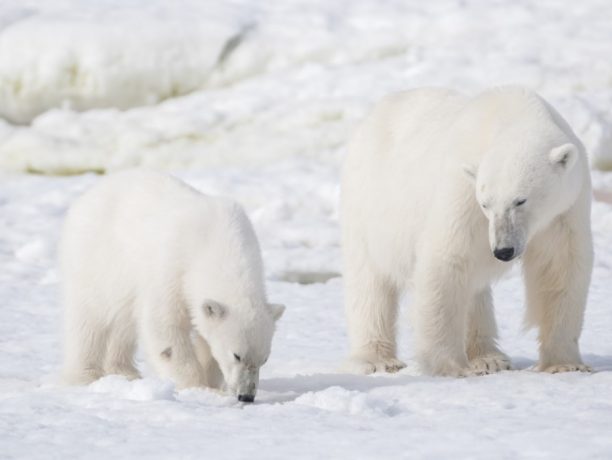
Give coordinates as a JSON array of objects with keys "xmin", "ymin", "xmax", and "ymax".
[
  {"xmin": 549, "ymin": 143, "xmax": 578, "ymax": 171},
  {"xmin": 202, "ymin": 300, "xmax": 225, "ymax": 320},
  {"xmin": 462, "ymin": 163, "xmax": 477, "ymax": 183},
  {"xmin": 268, "ymin": 303, "xmax": 286, "ymax": 321}
]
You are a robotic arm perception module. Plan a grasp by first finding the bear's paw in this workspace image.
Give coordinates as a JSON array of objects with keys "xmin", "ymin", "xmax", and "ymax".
[
  {"xmin": 343, "ymin": 356, "xmax": 407, "ymax": 375},
  {"xmin": 541, "ymin": 363, "xmax": 592, "ymax": 373},
  {"xmin": 467, "ymin": 353, "xmax": 512, "ymax": 376}
]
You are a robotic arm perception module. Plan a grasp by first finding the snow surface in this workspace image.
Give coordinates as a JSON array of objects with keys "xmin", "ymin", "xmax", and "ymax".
[
  {"xmin": 1, "ymin": 1, "xmax": 612, "ymax": 459},
  {"xmin": 1, "ymin": 166, "xmax": 612, "ymax": 459},
  {"xmin": 0, "ymin": 0, "xmax": 612, "ymax": 173}
]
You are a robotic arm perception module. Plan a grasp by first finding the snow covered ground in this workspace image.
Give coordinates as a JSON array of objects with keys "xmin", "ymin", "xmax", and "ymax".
[
  {"xmin": 0, "ymin": 0, "xmax": 612, "ymax": 173},
  {"xmin": 1, "ymin": 1, "xmax": 612, "ymax": 459},
  {"xmin": 1, "ymin": 167, "xmax": 612, "ymax": 459}
]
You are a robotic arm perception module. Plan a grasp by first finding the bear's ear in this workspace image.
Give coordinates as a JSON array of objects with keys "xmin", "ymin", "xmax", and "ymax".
[
  {"xmin": 202, "ymin": 300, "xmax": 225, "ymax": 320},
  {"xmin": 462, "ymin": 163, "xmax": 477, "ymax": 183},
  {"xmin": 549, "ymin": 143, "xmax": 578, "ymax": 172},
  {"xmin": 268, "ymin": 303, "xmax": 285, "ymax": 321}
]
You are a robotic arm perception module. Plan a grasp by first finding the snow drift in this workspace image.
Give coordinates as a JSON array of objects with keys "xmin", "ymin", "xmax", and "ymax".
[{"xmin": 0, "ymin": 0, "xmax": 611, "ymax": 173}]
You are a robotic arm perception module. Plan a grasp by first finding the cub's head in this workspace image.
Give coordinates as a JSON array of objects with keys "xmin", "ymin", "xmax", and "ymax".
[
  {"xmin": 196, "ymin": 300, "xmax": 285, "ymax": 403},
  {"xmin": 464, "ymin": 141, "xmax": 584, "ymax": 262}
]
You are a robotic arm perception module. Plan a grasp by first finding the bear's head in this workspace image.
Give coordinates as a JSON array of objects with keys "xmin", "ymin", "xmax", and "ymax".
[
  {"xmin": 464, "ymin": 138, "xmax": 585, "ymax": 262},
  {"xmin": 196, "ymin": 300, "xmax": 285, "ymax": 402}
]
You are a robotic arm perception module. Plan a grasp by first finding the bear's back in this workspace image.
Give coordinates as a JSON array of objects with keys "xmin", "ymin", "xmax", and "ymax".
[
  {"xmin": 62, "ymin": 170, "xmax": 261, "ymax": 277},
  {"xmin": 61, "ymin": 170, "xmax": 228, "ymax": 277},
  {"xmin": 346, "ymin": 88, "xmax": 466, "ymax": 168},
  {"xmin": 66, "ymin": 170, "xmax": 211, "ymax": 234}
]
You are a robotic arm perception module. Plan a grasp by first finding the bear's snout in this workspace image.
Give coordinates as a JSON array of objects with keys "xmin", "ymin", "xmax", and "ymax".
[
  {"xmin": 234, "ymin": 370, "xmax": 258, "ymax": 403},
  {"xmin": 493, "ymin": 247, "xmax": 515, "ymax": 261}
]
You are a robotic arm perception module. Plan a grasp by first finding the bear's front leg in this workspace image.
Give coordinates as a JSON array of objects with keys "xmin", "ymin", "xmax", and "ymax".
[
  {"xmin": 192, "ymin": 333, "xmax": 224, "ymax": 389},
  {"xmin": 466, "ymin": 288, "xmax": 512, "ymax": 374},
  {"xmin": 523, "ymin": 209, "xmax": 593, "ymax": 373},
  {"xmin": 343, "ymin": 252, "xmax": 406, "ymax": 375},
  {"xmin": 140, "ymin": 301, "xmax": 208, "ymax": 389},
  {"xmin": 412, "ymin": 258, "xmax": 473, "ymax": 377}
]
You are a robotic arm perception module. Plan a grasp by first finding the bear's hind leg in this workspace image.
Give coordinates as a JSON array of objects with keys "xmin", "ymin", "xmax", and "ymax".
[
  {"xmin": 343, "ymin": 258, "xmax": 405, "ymax": 375},
  {"xmin": 62, "ymin": 305, "xmax": 107, "ymax": 385},
  {"xmin": 104, "ymin": 310, "xmax": 140, "ymax": 380},
  {"xmin": 466, "ymin": 288, "xmax": 511, "ymax": 374}
]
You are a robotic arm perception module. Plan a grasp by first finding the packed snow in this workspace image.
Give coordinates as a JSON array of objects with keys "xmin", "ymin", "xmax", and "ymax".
[{"xmin": 1, "ymin": 1, "xmax": 612, "ymax": 459}]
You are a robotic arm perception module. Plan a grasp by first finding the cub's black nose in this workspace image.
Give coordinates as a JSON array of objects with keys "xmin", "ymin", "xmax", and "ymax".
[
  {"xmin": 494, "ymin": 247, "xmax": 515, "ymax": 261},
  {"xmin": 238, "ymin": 394, "xmax": 255, "ymax": 403}
]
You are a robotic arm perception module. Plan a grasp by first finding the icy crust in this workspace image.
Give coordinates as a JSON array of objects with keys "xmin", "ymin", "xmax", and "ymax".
[{"xmin": 0, "ymin": 0, "xmax": 611, "ymax": 173}]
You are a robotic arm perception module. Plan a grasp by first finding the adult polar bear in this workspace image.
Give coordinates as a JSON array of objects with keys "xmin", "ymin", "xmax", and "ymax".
[
  {"xmin": 61, "ymin": 170, "xmax": 284, "ymax": 402},
  {"xmin": 342, "ymin": 86, "xmax": 593, "ymax": 377}
]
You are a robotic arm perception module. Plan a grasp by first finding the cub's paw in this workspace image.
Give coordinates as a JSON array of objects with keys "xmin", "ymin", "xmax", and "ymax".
[
  {"xmin": 342, "ymin": 356, "xmax": 406, "ymax": 375},
  {"xmin": 342, "ymin": 357, "xmax": 375, "ymax": 375},
  {"xmin": 468, "ymin": 353, "xmax": 512, "ymax": 376},
  {"xmin": 116, "ymin": 370, "xmax": 141, "ymax": 381},
  {"xmin": 105, "ymin": 366, "xmax": 141, "ymax": 381},
  {"xmin": 62, "ymin": 368, "xmax": 104, "ymax": 386},
  {"xmin": 541, "ymin": 363, "xmax": 593, "ymax": 374}
]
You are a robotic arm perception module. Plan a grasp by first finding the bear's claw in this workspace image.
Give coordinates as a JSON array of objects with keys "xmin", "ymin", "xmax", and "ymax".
[
  {"xmin": 541, "ymin": 363, "xmax": 592, "ymax": 373},
  {"xmin": 343, "ymin": 356, "xmax": 407, "ymax": 375},
  {"xmin": 467, "ymin": 353, "xmax": 512, "ymax": 375}
]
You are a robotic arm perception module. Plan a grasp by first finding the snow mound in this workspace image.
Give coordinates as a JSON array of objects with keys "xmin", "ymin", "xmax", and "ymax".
[
  {"xmin": 294, "ymin": 386, "xmax": 398, "ymax": 417},
  {"xmin": 0, "ymin": 2, "xmax": 252, "ymax": 124},
  {"xmin": 14, "ymin": 238, "xmax": 49, "ymax": 264},
  {"xmin": 88, "ymin": 375, "xmax": 175, "ymax": 401},
  {"xmin": 1, "ymin": 1, "xmax": 611, "ymax": 173}
]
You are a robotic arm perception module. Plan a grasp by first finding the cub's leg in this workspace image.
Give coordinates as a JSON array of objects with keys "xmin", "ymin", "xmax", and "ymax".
[
  {"xmin": 62, "ymin": 297, "xmax": 107, "ymax": 385},
  {"xmin": 104, "ymin": 307, "xmax": 140, "ymax": 380},
  {"xmin": 139, "ymin": 295, "xmax": 207, "ymax": 389},
  {"xmin": 192, "ymin": 334, "xmax": 224, "ymax": 389}
]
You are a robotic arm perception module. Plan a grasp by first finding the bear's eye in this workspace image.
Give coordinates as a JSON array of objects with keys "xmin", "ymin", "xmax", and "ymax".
[
  {"xmin": 515, "ymin": 198, "xmax": 527, "ymax": 207},
  {"xmin": 481, "ymin": 203, "xmax": 488, "ymax": 209},
  {"xmin": 233, "ymin": 353, "xmax": 241, "ymax": 362}
]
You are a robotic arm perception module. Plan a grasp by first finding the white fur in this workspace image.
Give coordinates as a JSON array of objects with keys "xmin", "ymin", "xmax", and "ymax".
[
  {"xmin": 341, "ymin": 86, "xmax": 593, "ymax": 376},
  {"xmin": 60, "ymin": 170, "xmax": 284, "ymax": 400}
]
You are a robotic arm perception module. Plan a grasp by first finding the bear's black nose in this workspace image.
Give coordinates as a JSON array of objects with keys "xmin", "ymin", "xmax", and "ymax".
[
  {"xmin": 238, "ymin": 394, "xmax": 255, "ymax": 403},
  {"xmin": 494, "ymin": 247, "xmax": 515, "ymax": 261}
]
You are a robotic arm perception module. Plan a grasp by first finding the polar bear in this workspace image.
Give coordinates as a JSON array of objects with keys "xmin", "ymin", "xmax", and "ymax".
[
  {"xmin": 341, "ymin": 86, "xmax": 593, "ymax": 377},
  {"xmin": 61, "ymin": 170, "xmax": 284, "ymax": 402}
]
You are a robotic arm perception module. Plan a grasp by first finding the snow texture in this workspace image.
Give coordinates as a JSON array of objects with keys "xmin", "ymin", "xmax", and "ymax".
[
  {"xmin": 1, "ymin": 1, "xmax": 612, "ymax": 459},
  {"xmin": 1, "ymin": 166, "xmax": 612, "ymax": 459},
  {"xmin": 0, "ymin": 0, "xmax": 611, "ymax": 173}
]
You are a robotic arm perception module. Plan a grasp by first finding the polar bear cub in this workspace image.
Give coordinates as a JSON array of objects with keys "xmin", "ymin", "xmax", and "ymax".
[
  {"xmin": 342, "ymin": 86, "xmax": 593, "ymax": 377},
  {"xmin": 61, "ymin": 170, "xmax": 284, "ymax": 402}
]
